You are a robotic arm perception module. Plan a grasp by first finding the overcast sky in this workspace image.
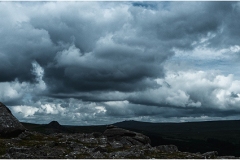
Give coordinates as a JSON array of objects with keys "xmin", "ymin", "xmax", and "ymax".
[{"xmin": 1, "ymin": 1, "xmax": 240, "ymax": 125}]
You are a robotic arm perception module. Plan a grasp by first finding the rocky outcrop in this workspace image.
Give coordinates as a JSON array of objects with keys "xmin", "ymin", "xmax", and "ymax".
[
  {"xmin": 1, "ymin": 130, "xmax": 236, "ymax": 159},
  {"xmin": 157, "ymin": 144, "xmax": 178, "ymax": 152},
  {"xmin": 202, "ymin": 151, "xmax": 218, "ymax": 159},
  {"xmin": 0, "ymin": 102, "xmax": 25, "ymax": 137},
  {"xmin": 103, "ymin": 125, "xmax": 151, "ymax": 146}
]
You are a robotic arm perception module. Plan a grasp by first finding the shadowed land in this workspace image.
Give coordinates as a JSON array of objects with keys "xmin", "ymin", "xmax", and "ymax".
[{"xmin": 22, "ymin": 119, "xmax": 240, "ymax": 157}]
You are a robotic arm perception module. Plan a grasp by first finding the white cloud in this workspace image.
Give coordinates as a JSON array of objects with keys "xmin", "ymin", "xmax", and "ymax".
[
  {"xmin": 187, "ymin": 101, "xmax": 201, "ymax": 108},
  {"xmin": 0, "ymin": 80, "xmax": 28, "ymax": 103},
  {"xmin": 31, "ymin": 61, "xmax": 46, "ymax": 91},
  {"xmin": 0, "ymin": 61, "xmax": 47, "ymax": 104},
  {"xmin": 152, "ymin": 70, "xmax": 240, "ymax": 110},
  {"xmin": 230, "ymin": 45, "xmax": 240, "ymax": 53},
  {"xmin": 39, "ymin": 103, "xmax": 66, "ymax": 115},
  {"xmin": 11, "ymin": 105, "xmax": 38, "ymax": 118},
  {"xmin": 172, "ymin": 46, "xmax": 228, "ymax": 61},
  {"xmin": 55, "ymin": 45, "xmax": 84, "ymax": 67},
  {"xmin": 95, "ymin": 106, "xmax": 106, "ymax": 114},
  {"xmin": 8, "ymin": 98, "xmax": 113, "ymax": 125},
  {"xmin": 104, "ymin": 100, "xmax": 129, "ymax": 108}
]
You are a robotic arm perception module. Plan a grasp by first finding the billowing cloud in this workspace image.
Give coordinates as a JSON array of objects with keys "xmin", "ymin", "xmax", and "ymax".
[
  {"xmin": 0, "ymin": 61, "xmax": 46, "ymax": 105},
  {"xmin": 129, "ymin": 70, "xmax": 240, "ymax": 110},
  {"xmin": 1, "ymin": 2, "xmax": 240, "ymax": 125}
]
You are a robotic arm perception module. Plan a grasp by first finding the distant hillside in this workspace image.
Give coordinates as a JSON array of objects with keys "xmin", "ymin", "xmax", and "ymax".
[{"xmin": 113, "ymin": 119, "xmax": 240, "ymax": 133}]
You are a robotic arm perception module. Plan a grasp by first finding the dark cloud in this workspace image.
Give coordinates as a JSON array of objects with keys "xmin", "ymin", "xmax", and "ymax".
[
  {"xmin": 231, "ymin": 92, "xmax": 239, "ymax": 98},
  {"xmin": 43, "ymin": 43, "xmax": 165, "ymax": 93},
  {"xmin": 0, "ymin": 1, "xmax": 235, "ymax": 90}
]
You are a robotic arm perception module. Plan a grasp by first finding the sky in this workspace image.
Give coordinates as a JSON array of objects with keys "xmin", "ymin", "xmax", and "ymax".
[{"xmin": 1, "ymin": 1, "xmax": 240, "ymax": 125}]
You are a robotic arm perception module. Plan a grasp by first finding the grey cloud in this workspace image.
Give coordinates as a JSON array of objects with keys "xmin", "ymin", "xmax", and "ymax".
[
  {"xmin": 33, "ymin": 2, "xmax": 171, "ymax": 93},
  {"xmin": 1, "ymin": 1, "xmax": 237, "ymax": 92},
  {"xmin": 203, "ymin": 2, "xmax": 240, "ymax": 49},
  {"xmin": 0, "ymin": 12, "xmax": 58, "ymax": 82},
  {"xmin": 230, "ymin": 92, "xmax": 239, "ymax": 98},
  {"xmin": 129, "ymin": 2, "xmax": 238, "ymax": 51}
]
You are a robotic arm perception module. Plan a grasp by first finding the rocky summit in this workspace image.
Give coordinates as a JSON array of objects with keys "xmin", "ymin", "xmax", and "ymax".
[{"xmin": 0, "ymin": 102, "xmax": 25, "ymax": 137}]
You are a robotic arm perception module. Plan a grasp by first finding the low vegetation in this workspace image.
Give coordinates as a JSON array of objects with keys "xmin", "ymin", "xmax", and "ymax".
[{"xmin": 1, "ymin": 119, "xmax": 239, "ymax": 158}]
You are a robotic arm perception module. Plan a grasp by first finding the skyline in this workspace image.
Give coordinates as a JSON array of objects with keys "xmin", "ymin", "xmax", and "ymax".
[{"xmin": 1, "ymin": 1, "xmax": 240, "ymax": 125}]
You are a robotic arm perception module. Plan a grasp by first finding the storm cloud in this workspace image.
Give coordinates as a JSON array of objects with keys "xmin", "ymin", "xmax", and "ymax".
[{"xmin": 1, "ymin": 2, "xmax": 240, "ymax": 125}]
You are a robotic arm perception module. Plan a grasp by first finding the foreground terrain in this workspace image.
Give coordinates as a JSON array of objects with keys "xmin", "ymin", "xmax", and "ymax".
[
  {"xmin": 0, "ymin": 125, "xmax": 235, "ymax": 159},
  {"xmin": 23, "ymin": 120, "xmax": 240, "ymax": 157},
  {"xmin": 21, "ymin": 119, "xmax": 240, "ymax": 157}
]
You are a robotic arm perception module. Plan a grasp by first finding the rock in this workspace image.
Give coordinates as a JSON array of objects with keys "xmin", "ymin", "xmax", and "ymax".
[
  {"xmin": 218, "ymin": 156, "xmax": 236, "ymax": 159},
  {"xmin": 103, "ymin": 127, "xmax": 151, "ymax": 146},
  {"xmin": 106, "ymin": 125, "xmax": 117, "ymax": 129},
  {"xmin": 109, "ymin": 149, "xmax": 144, "ymax": 159},
  {"xmin": 133, "ymin": 134, "xmax": 151, "ymax": 144},
  {"xmin": 125, "ymin": 136, "xmax": 144, "ymax": 145},
  {"xmin": 157, "ymin": 145, "xmax": 178, "ymax": 152},
  {"xmin": 92, "ymin": 132, "xmax": 102, "ymax": 138},
  {"xmin": 99, "ymin": 137, "xmax": 108, "ymax": 144},
  {"xmin": 202, "ymin": 151, "xmax": 218, "ymax": 158},
  {"xmin": 3, "ymin": 145, "xmax": 66, "ymax": 158},
  {"xmin": 93, "ymin": 146, "xmax": 107, "ymax": 153},
  {"xmin": 18, "ymin": 131, "xmax": 44, "ymax": 140},
  {"xmin": 91, "ymin": 151, "xmax": 105, "ymax": 159},
  {"xmin": 104, "ymin": 127, "xmax": 136, "ymax": 137},
  {"xmin": 0, "ymin": 131, "xmax": 238, "ymax": 159},
  {"xmin": 0, "ymin": 102, "xmax": 25, "ymax": 137},
  {"xmin": 110, "ymin": 141, "xmax": 124, "ymax": 149}
]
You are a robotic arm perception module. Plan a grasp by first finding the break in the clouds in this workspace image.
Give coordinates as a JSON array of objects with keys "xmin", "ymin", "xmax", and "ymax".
[{"xmin": 1, "ymin": 1, "xmax": 240, "ymax": 125}]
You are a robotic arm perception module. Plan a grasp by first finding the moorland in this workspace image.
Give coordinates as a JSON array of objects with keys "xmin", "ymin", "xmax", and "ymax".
[{"xmin": 22, "ymin": 119, "xmax": 240, "ymax": 157}]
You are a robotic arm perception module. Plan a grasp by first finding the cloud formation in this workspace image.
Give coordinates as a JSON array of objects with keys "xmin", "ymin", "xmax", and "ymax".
[{"xmin": 1, "ymin": 2, "xmax": 240, "ymax": 125}]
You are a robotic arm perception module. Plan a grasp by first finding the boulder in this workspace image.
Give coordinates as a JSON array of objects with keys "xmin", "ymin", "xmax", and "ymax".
[
  {"xmin": 106, "ymin": 125, "xmax": 117, "ymax": 129},
  {"xmin": 0, "ymin": 102, "xmax": 25, "ymax": 137},
  {"xmin": 91, "ymin": 132, "xmax": 103, "ymax": 138},
  {"xmin": 202, "ymin": 151, "xmax": 218, "ymax": 159},
  {"xmin": 103, "ymin": 127, "xmax": 151, "ymax": 146},
  {"xmin": 104, "ymin": 127, "xmax": 136, "ymax": 137}
]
